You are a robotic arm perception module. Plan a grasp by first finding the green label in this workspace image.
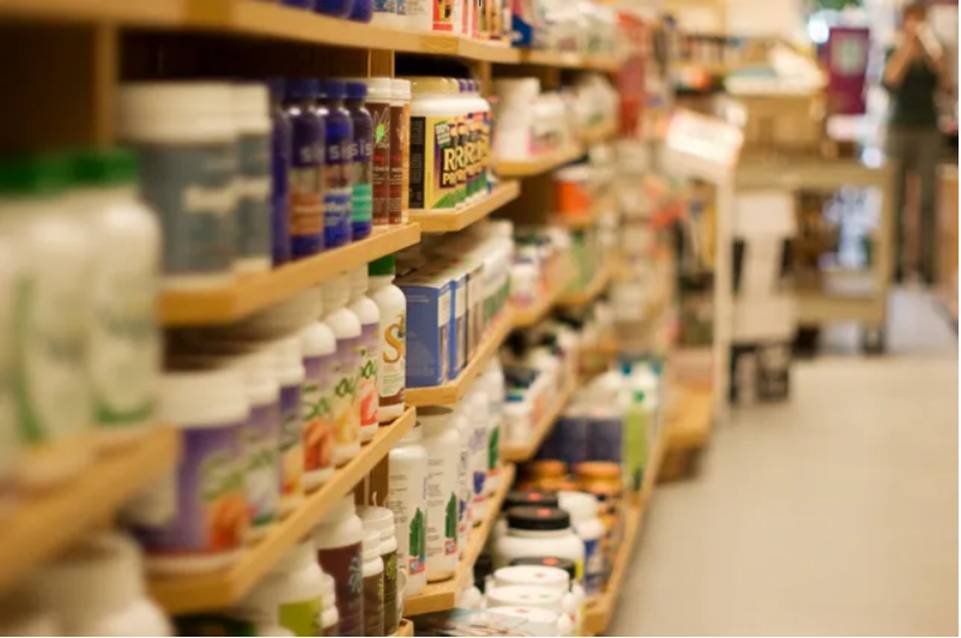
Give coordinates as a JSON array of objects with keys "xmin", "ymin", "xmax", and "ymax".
[{"xmin": 279, "ymin": 598, "xmax": 323, "ymax": 636}]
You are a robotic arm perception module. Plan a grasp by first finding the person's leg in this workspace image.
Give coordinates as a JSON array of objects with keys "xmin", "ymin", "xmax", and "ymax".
[
  {"xmin": 916, "ymin": 128, "xmax": 942, "ymax": 285},
  {"xmin": 886, "ymin": 127, "xmax": 912, "ymax": 282}
]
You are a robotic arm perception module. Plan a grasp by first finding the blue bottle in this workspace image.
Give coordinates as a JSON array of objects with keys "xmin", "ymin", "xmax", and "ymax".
[
  {"xmin": 315, "ymin": 0, "xmax": 354, "ymax": 17},
  {"xmin": 269, "ymin": 79, "xmax": 292, "ymax": 266},
  {"xmin": 348, "ymin": 0, "xmax": 372, "ymax": 21},
  {"xmin": 281, "ymin": 0, "xmax": 316, "ymax": 8},
  {"xmin": 317, "ymin": 79, "xmax": 353, "ymax": 248},
  {"xmin": 283, "ymin": 78, "xmax": 326, "ymax": 258},
  {"xmin": 345, "ymin": 80, "xmax": 373, "ymax": 241}
]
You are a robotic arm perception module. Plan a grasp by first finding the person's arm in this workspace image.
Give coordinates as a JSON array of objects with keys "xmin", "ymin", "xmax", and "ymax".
[
  {"xmin": 884, "ymin": 37, "xmax": 919, "ymax": 89},
  {"xmin": 917, "ymin": 24, "xmax": 949, "ymax": 88}
]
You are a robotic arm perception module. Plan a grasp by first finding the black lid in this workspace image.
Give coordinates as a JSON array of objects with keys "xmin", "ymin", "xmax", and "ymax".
[
  {"xmin": 505, "ymin": 490, "xmax": 559, "ymax": 510},
  {"xmin": 506, "ymin": 505, "xmax": 570, "ymax": 531},
  {"xmin": 509, "ymin": 556, "xmax": 577, "ymax": 581}
]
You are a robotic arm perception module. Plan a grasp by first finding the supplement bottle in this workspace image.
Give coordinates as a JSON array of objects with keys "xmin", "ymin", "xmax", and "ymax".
[
  {"xmin": 558, "ymin": 490, "xmax": 605, "ymax": 595},
  {"xmin": 322, "ymin": 276, "xmax": 362, "ymax": 466},
  {"xmin": 485, "ymin": 586, "xmax": 573, "ymax": 635},
  {"xmin": 273, "ymin": 337, "xmax": 307, "ymax": 517},
  {"xmin": 313, "ymin": 495, "xmax": 365, "ymax": 637},
  {"xmin": 390, "ymin": 79, "xmax": 411, "ymax": 222},
  {"xmin": 407, "ymin": 77, "xmax": 459, "ymax": 211},
  {"xmin": 418, "ymin": 406, "xmax": 460, "ymax": 582},
  {"xmin": 70, "ymin": 148, "xmax": 161, "ymax": 449},
  {"xmin": 452, "ymin": 409, "xmax": 471, "ymax": 556},
  {"xmin": 466, "ymin": 387, "xmax": 490, "ymax": 523},
  {"xmin": 0, "ymin": 154, "xmax": 93, "ymax": 488},
  {"xmin": 364, "ymin": 78, "xmax": 392, "ymax": 226},
  {"xmin": 485, "ymin": 606, "xmax": 570, "ymax": 636},
  {"xmin": 269, "ymin": 78, "xmax": 292, "ymax": 266},
  {"xmin": 450, "ymin": 79, "xmax": 469, "ymax": 208},
  {"xmin": 358, "ymin": 506, "xmax": 399, "ymax": 634},
  {"xmin": 299, "ymin": 290, "xmax": 336, "ymax": 490},
  {"xmin": 282, "ymin": 79, "xmax": 325, "ymax": 258},
  {"xmin": 235, "ymin": 540, "xmax": 325, "ymax": 636},
  {"xmin": 319, "ymin": 571, "xmax": 340, "ymax": 636},
  {"xmin": 371, "ymin": 0, "xmax": 398, "ymax": 26},
  {"xmin": 348, "ymin": 0, "xmax": 372, "ymax": 21},
  {"xmin": 387, "ymin": 423, "xmax": 428, "ymax": 597},
  {"xmin": 491, "ymin": 490, "xmax": 560, "ymax": 548},
  {"xmin": 315, "ymin": 0, "xmax": 353, "ymax": 16},
  {"xmin": 361, "ymin": 531, "xmax": 385, "ymax": 636},
  {"xmin": 405, "ymin": 0, "xmax": 430, "ymax": 32},
  {"xmin": 348, "ymin": 267, "xmax": 380, "ymax": 442},
  {"xmin": 317, "ymin": 79, "xmax": 353, "ymax": 248},
  {"xmin": 231, "ymin": 83, "xmax": 273, "ymax": 274},
  {"xmin": 493, "ymin": 564, "xmax": 581, "ymax": 632},
  {"xmin": 481, "ymin": 358, "xmax": 504, "ymax": 495},
  {"xmin": 344, "ymin": 80, "xmax": 373, "ymax": 240},
  {"xmin": 367, "ymin": 256, "xmax": 406, "ymax": 423},
  {"xmin": 466, "ymin": 80, "xmax": 492, "ymax": 199},
  {"xmin": 33, "ymin": 532, "xmax": 171, "ymax": 636},
  {"xmin": 135, "ymin": 367, "xmax": 247, "ymax": 573},
  {"xmin": 494, "ymin": 506, "xmax": 585, "ymax": 580}
]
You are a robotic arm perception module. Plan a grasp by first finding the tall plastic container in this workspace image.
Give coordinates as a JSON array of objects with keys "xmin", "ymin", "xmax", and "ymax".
[
  {"xmin": 348, "ymin": 267, "xmax": 381, "ymax": 442},
  {"xmin": 322, "ymin": 276, "xmax": 362, "ymax": 466},
  {"xmin": 387, "ymin": 424, "xmax": 428, "ymax": 597},
  {"xmin": 282, "ymin": 79, "xmax": 326, "ymax": 258},
  {"xmin": 318, "ymin": 79, "xmax": 353, "ymax": 248},
  {"xmin": 368, "ymin": 256, "xmax": 406, "ymax": 423},
  {"xmin": 418, "ymin": 406, "xmax": 460, "ymax": 582}
]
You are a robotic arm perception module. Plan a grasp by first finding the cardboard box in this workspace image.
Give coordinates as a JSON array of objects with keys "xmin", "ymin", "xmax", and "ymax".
[{"xmin": 399, "ymin": 272, "xmax": 451, "ymax": 387}]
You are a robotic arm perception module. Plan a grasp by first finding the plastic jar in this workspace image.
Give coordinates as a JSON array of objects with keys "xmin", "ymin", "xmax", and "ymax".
[
  {"xmin": 466, "ymin": 387, "xmax": 490, "ymax": 523},
  {"xmin": 485, "ymin": 584, "xmax": 565, "ymax": 613},
  {"xmin": 507, "ymin": 557, "xmax": 586, "ymax": 633},
  {"xmin": 322, "ymin": 276, "xmax": 362, "ymax": 465},
  {"xmin": 359, "ymin": 506, "xmax": 399, "ymax": 634},
  {"xmin": 231, "ymin": 83, "xmax": 273, "ymax": 274},
  {"xmin": 136, "ymin": 367, "xmax": 247, "ymax": 573},
  {"xmin": 494, "ymin": 506, "xmax": 585, "ymax": 580},
  {"xmin": 282, "ymin": 79, "xmax": 325, "ymax": 258},
  {"xmin": 387, "ymin": 423, "xmax": 428, "ymax": 597},
  {"xmin": 367, "ymin": 256, "xmax": 406, "ymax": 422},
  {"xmin": 348, "ymin": 267, "xmax": 381, "ymax": 442},
  {"xmin": 313, "ymin": 496, "xmax": 365, "ymax": 637},
  {"xmin": 407, "ymin": 77, "xmax": 459, "ymax": 211},
  {"xmin": 317, "ymin": 79, "xmax": 353, "ymax": 248},
  {"xmin": 344, "ymin": 81, "xmax": 373, "ymax": 240},
  {"xmin": 576, "ymin": 461, "xmax": 621, "ymax": 493},
  {"xmin": 299, "ymin": 291, "xmax": 336, "ymax": 490},
  {"xmin": 558, "ymin": 491, "xmax": 605, "ymax": 595},
  {"xmin": 363, "ymin": 78, "xmax": 392, "ymax": 226},
  {"xmin": 235, "ymin": 540, "xmax": 325, "ymax": 636},
  {"xmin": 417, "ymin": 406, "xmax": 460, "ymax": 582},
  {"xmin": 492, "ymin": 490, "xmax": 560, "ymax": 548},
  {"xmin": 269, "ymin": 79, "xmax": 292, "ymax": 266},
  {"xmin": 390, "ymin": 79, "xmax": 411, "ymax": 223},
  {"xmin": 361, "ymin": 531, "xmax": 385, "ymax": 636},
  {"xmin": 119, "ymin": 82, "xmax": 236, "ymax": 289},
  {"xmin": 33, "ymin": 531, "xmax": 171, "ymax": 636},
  {"xmin": 319, "ymin": 571, "xmax": 340, "ymax": 636}
]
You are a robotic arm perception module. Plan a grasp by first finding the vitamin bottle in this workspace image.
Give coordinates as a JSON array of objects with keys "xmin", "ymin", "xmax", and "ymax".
[
  {"xmin": 298, "ymin": 290, "xmax": 336, "ymax": 490},
  {"xmin": 387, "ymin": 424, "xmax": 428, "ymax": 597},
  {"xmin": 558, "ymin": 491, "xmax": 605, "ymax": 596},
  {"xmin": 391, "ymin": 79, "xmax": 411, "ymax": 222},
  {"xmin": 269, "ymin": 79, "xmax": 292, "ymax": 266},
  {"xmin": 313, "ymin": 496, "xmax": 365, "ymax": 637},
  {"xmin": 348, "ymin": 267, "xmax": 380, "ymax": 442},
  {"xmin": 273, "ymin": 337, "xmax": 307, "ymax": 517},
  {"xmin": 418, "ymin": 406, "xmax": 460, "ymax": 582},
  {"xmin": 450, "ymin": 79, "xmax": 469, "ymax": 208},
  {"xmin": 358, "ymin": 506, "xmax": 399, "ymax": 634},
  {"xmin": 344, "ymin": 80, "xmax": 373, "ymax": 240},
  {"xmin": 363, "ymin": 78, "xmax": 392, "ymax": 226},
  {"xmin": 481, "ymin": 358, "xmax": 504, "ymax": 494},
  {"xmin": 452, "ymin": 408, "xmax": 472, "ymax": 556},
  {"xmin": 318, "ymin": 79, "xmax": 353, "ymax": 248},
  {"xmin": 407, "ymin": 77, "xmax": 459, "ymax": 211},
  {"xmin": 361, "ymin": 531, "xmax": 385, "ymax": 636},
  {"xmin": 367, "ymin": 256, "xmax": 406, "ymax": 423},
  {"xmin": 348, "ymin": 0, "xmax": 372, "ymax": 21},
  {"xmin": 322, "ymin": 276, "xmax": 361, "ymax": 466},
  {"xmin": 494, "ymin": 506, "xmax": 585, "ymax": 580},
  {"xmin": 319, "ymin": 570, "xmax": 339, "ymax": 636},
  {"xmin": 231, "ymin": 83, "xmax": 273, "ymax": 274},
  {"xmin": 282, "ymin": 79, "xmax": 325, "ymax": 258},
  {"xmin": 315, "ymin": 0, "xmax": 353, "ymax": 16},
  {"xmin": 466, "ymin": 387, "xmax": 490, "ymax": 522}
]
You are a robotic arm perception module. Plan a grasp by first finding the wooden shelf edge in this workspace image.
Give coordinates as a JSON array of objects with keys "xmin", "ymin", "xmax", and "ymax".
[
  {"xmin": 160, "ymin": 223, "xmax": 421, "ymax": 326},
  {"xmin": 494, "ymin": 145, "xmax": 585, "ymax": 178},
  {"xmin": 394, "ymin": 618, "xmax": 415, "ymax": 637},
  {"xmin": 558, "ymin": 259, "xmax": 614, "ymax": 308},
  {"xmin": 409, "ymin": 181, "xmax": 521, "ymax": 233},
  {"xmin": 405, "ymin": 307, "xmax": 516, "ymax": 406},
  {"xmin": 501, "ymin": 380, "xmax": 575, "ymax": 462},
  {"xmin": 0, "ymin": 426, "xmax": 178, "ymax": 594},
  {"xmin": 579, "ymin": 121, "xmax": 619, "ymax": 145},
  {"xmin": 513, "ymin": 267, "xmax": 575, "ymax": 329},
  {"xmin": 404, "ymin": 463, "xmax": 517, "ymax": 616},
  {"xmin": 150, "ymin": 408, "xmax": 417, "ymax": 614}
]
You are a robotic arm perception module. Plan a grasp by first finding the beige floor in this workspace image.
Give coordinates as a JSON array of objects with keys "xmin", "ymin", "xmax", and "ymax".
[{"xmin": 611, "ymin": 288, "xmax": 959, "ymax": 636}]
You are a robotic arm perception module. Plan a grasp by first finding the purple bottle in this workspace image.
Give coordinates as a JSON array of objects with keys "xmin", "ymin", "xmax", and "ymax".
[
  {"xmin": 269, "ymin": 79, "xmax": 292, "ymax": 266},
  {"xmin": 281, "ymin": 0, "xmax": 316, "ymax": 8},
  {"xmin": 345, "ymin": 80, "xmax": 373, "ymax": 241},
  {"xmin": 348, "ymin": 0, "xmax": 372, "ymax": 21},
  {"xmin": 315, "ymin": 0, "xmax": 354, "ymax": 17},
  {"xmin": 283, "ymin": 78, "xmax": 326, "ymax": 258},
  {"xmin": 317, "ymin": 78, "xmax": 353, "ymax": 248}
]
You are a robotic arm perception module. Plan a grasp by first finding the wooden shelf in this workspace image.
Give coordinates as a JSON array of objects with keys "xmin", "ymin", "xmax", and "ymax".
[
  {"xmin": 0, "ymin": 426, "xmax": 178, "ymax": 594},
  {"xmin": 494, "ymin": 145, "xmax": 585, "ymax": 179},
  {"xmin": 665, "ymin": 386, "xmax": 714, "ymax": 451},
  {"xmin": 150, "ymin": 408, "xmax": 416, "ymax": 614},
  {"xmin": 404, "ymin": 463, "xmax": 516, "ymax": 616},
  {"xmin": 394, "ymin": 619, "xmax": 415, "ymax": 637},
  {"xmin": 513, "ymin": 267, "xmax": 575, "ymax": 329},
  {"xmin": 405, "ymin": 308, "xmax": 515, "ymax": 406},
  {"xmin": 409, "ymin": 181, "xmax": 521, "ymax": 233},
  {"xmin": 500, "ymin": 380, "xmax": 575, "ymax": 462},
  {"xmin": 579, "ymin": 121, "xmax": 619, "ymax": 145},
  {"xmin": 557, "ymin": 259, "xmax": 614, "ymax": 308},
  {"xmin": 161, "ymin": 223, "xmax": 421, "ymax": 326}
]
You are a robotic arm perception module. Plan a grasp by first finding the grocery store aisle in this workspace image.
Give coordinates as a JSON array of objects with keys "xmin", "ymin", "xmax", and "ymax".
[{"xmin": 611, "ymin": 287, "xmax": 958, "ymax": 636}]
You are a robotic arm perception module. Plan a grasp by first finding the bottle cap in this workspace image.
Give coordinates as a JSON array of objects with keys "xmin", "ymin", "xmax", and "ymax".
[
  {"xmin": 368, "ymin": 255, "xmax": 396, "ymax": 277},
  {"xmin": 345, "ymin": 80, "xmax": 368, "ymax": 100},
  {"xmin": 506, "ymin": 506, "xmax": 570, "ymax": 531},
  {"xmin": 317, "ymin": 78, "xmax": 346, "ymax": 100},
  {"xmin": 0, "ymin": 153, "xmax": 70, "ymax": 197},
  {"xmin": 72, "ymin": 147, "xmax": 139, "ymax": 187},
  {"xmin": 284, "ymin": 78, "xmax": 319, "ymax": 101},
  {"xmin": 364, "ymin": 77, "xmax": 393, "ymax": 100}
]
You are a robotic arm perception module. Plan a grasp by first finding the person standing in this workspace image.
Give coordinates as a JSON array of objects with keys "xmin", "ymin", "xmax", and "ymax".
[{"xmin": 883, "ymin": 1, "xmax": 946, "ymax": 284}]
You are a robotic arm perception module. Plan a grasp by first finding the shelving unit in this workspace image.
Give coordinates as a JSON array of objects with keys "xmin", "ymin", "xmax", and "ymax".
[
  {"xmin": 160, "ymin": 224, "xmax": 421, "ymax": 326},
  {"xmin": 513, "ymin": 267, "xmax": 576, "ymax": 329},
  {"xmin": 495, "ymin": 145, "xmax": 586, "ymax": 179},
  {"xmin": 558, "ymin": 258, "xmax": 615, "ymax": 308},
  {"xmin": 405, "ymin": 308, "xmax": 516, "ymax": 407},
  {"xmin": 0, "ymin": 426, "xmax": 178, "ymax": 594},
  {"xmin": 150, "ymin": 408, "xmax": 416, "ymax": 614},
  {"xmin": 501, "ymin": 380, "xmax": 576, "ymax": 462},
  {"xmin": 404, "ymin": 463, "xmax": 517, "ymax": 616},
  {"xmin": 409, "ymin": 181, "xmax": 521, "ymax": 234}
]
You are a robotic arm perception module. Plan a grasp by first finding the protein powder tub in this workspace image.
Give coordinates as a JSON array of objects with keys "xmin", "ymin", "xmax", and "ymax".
[
  {"xmin": 282, "ymin": 79, "xmax": 325, "ymax": 259},
  {"xmin": 485, "ymin": 606, "xmax": 570, "ymax": 637},
  {"xmin": 558, "ymin": 490, "xmax": 605, "ymax": 595},
  {"xmin": 419, "ymin": 406, "xmax": 460, "ymax": 582},
  {"xmin": 390, "ymin": 79, "xmax": 411, "ymax": 222},
  {"xmin": 344, "ymin": 80, "xmax": 373, "ymax": 240},
  {"xmin": 492, "ymin": 565, "xmax": 580, "ymax": 632},
  {"xmin": 364, "ymin": 78, "xmax": 392, "ymax": 225},
  {"xmin": 368, "ymin": 256, "xmax": 406, "ymax": 422},
  {"xmin": 322, "ymin": 276, "xmax": 362, "ymax": 466},
  {"xmin": 119, "ymin": 82, "xmax": 236, "ymax": 288},
  {"xmin": 387, "ymin": 423, "xmax": 428, "ymax": 597},
  {"xmin": 361, "ymin": 531, "xmax": 384, "ymax": 636},
  {"xmin": 313, "ymin": 496, "xmax": 365, "ymax": 637},
  {"xmin": 231, "ymin": 83, "xmax": 272, "ymax": 274},
  {"xmin": 494, "ymin": 506, "xmax": 585, "ymax": 581},
  {"xmin": 491, "ymin": 490, "xmax": 559, "ymax": 549},
  {"xmin": 358, "ymin": 506, "xmax": 399, "ymax": 634},
  {"xmin": 406, "ymin": 77, "xmax": 459, "ymax": 211},
  {"xmin": 348, "ymin": 267, "xmax": 380, "ymax": 442},
  {"xmin": 317, "ymin": 79, "xmax": 353, "ymax": 248}
]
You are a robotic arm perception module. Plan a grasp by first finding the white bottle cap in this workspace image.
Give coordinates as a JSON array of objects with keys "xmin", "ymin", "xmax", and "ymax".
[
  {"xmin": 364, "ymin": 77, "xmax": 393, "ymax": 101},
  {"xmin": 161, "ymin": 366, "xmax": 248, "ymax": 427},
  {"xmin": 319, "ymin": 494, "xmax": 357, "ymax": 525},
  {"xmin": 119, "ymin": 81, "xmax": 235, "ymax": 143},
  {"xmin": 231, "ymin": 83, "xmax": 271, "ymax": 135},
  {"xmin": 323, "ymin": 275, "xmax": 352, "ymax": 311},
  {"xmin": 391, "ymin": 78, "xmax": 411, "ymax": 101}
]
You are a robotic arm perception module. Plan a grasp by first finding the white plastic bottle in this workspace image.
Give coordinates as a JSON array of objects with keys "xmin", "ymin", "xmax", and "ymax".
[
  {"xmin": 348, "ymin": 267, "xmax": 381, "ymax": 443},
  {"xmin": 319, "ymin": 571, "xmax": 340, "ymax": 636},
  {"xmin": 322, "ymin": 276, "xmax": 362, "ymax": 466},
  {"xmin": 231, "ymin": 83, "xmax": 273, "ymax": 274},
  {"xmin": 558, "ymin": 491, "xmax": 605, "ymax": 597},
  {"xmin": 481, "ymin": 359, "xmax": 504, "ymax": 495},
  {"xmin": 358, "ymin": 506, "xmax": 399, "ymax": 635},
  {"xmin": 361, "ymin": 531, "xmax": 385, "ymax": 636},
  {"xmin": 466, "ymin": 387, "xmax": 490, "ymax": 523},
  {"xmin": 273, "ymin": 336, "xmax": 307, "ymax": 517},
  {"xmin": 418, "ymin": 406, "xmax": 460, "ymax": 582},
  {"xmin": 452, "ymin": 408, "xmax": 472, "ymax": 557},
  {"xmin": 313, "ymin": 496, "xmax": 365, "ymax": 637},
  {"xmin": 298, "ymin": 290, "xmax": 337, "ymax": 491},
  {"xmin": 387, "ymin": 424, "xmax": 428, "ymax": 597},
  {"xmin": 367, "ymin": 256, "xmax": 406, "ymax": 423}
]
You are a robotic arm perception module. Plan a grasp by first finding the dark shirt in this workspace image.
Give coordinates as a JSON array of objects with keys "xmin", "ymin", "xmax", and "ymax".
[{"xmin": 885, "ymin": 47, "xmax": 940, "ymax": 129}]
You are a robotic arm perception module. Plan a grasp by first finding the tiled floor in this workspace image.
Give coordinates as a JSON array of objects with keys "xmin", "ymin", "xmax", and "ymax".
[{"xmin": 611, "ymin": 288, "xmax": 958, "ymax": 636}]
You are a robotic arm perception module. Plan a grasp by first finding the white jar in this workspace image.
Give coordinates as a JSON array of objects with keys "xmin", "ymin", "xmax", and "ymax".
[
  {"xmin": 348, "ymin": 267, "xmax": 381, "ymax": 443},
  {"xmin": 485, "ymin": 606, "xmax": 571, "ymax": 637},
  {"xmin": 231, "ymin": 83, "xmax": 272, "ymax": 274},
  {"xmin": 313, "ymin": 496, "xmax": 365, "ymax": 637},
  {"xmin": 492, "ymin": 565, "xmax": 580, "ymax": 631},
  {"xmin": 387, "ymin": 424, "xmax": 428, "ymax": 597},
  {"xmin": 320, "ymin": 571, "xmax": 340, "ymax": 636},
  {"xmin": 466, "ymin": 388, "xmax": 489, "ymax": 523},
  {"xmin": 494, "ymin": 506, "xmax": 585, "ymax": 582},
  {"xmin": 361, "ymin": 531, "xmax": 385, "ymax": 636},
  {"xmin": 298, "ymin": 291, "xmax": 336, "ymax": 491},
  {"xmin": 452, "ymin": 409, "xmax": 472, "ymax": 557},
  {"xmin": 558, "ymin": 491, "xmax": 605, "ymax": 595},
  {"xmin": 235, "ymin": 540, "xmax": 325, "ymax": 636},
  {"xmin": 367, "ymin": 256, "xmax": 406, "ymax": 423},
  {"xmin": 481, "ymin": 359, "xmax": 504, "ymax": 495},
  {"xmin": 135, "ymin": 367, "xmax": 247, "ymax": 574},
  {"xmin": 34, "ymin": 531, "xmax": 171, "ymax": 636},
  {"xmin": 486, "ymin": 584, "xmax": 565, "ymax": 612},
  {"xmin": 322, "ymin": 276, "xmax": 362, "ymax": 466},
  {"xmin": 71, "ymin": 148, "xmax": 161, "ymax": 449},
  {"xmin": 272, "ymin": 336, "xmax": 307, "ymax": 517},
  {"xmin": 418, "ymin": 406, "xmax": 460, "ymax": 582},
  {"xmin": 358, "ymin": 506, "xmax": 400, "ymax": 635},
  {"xmin": 406, "ymin": 77, "xmax": 461, "ymax": 211}
]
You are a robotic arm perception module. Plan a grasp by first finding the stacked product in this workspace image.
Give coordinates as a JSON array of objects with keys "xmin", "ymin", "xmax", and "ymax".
[
  {"xmin": 555, "ymin": 302, "xmax": 616, "ymax": 378},
  {"xmin": 510, "ymin": 225, "xmax": 574, "ymax": 310},
  {"xmin": 511, "ymin": 0, "xmax": 620, "ymax": 57}
]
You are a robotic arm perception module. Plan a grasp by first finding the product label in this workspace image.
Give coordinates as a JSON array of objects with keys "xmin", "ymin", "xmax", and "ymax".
[
  {"xmin": 456, "ymin": 114, "xmax": 469, "ymax": 205},
  {"xmin": 433, "ymin": 0, "xmax": 455, "ymax": 30},
  {"xmin": 279, "ymin": 383, "xmax": 304, "ymax": 503},
  {"xmin": 387, "ymin": 465, "xmax": 427, "ymax": 579},
  {"xmin": 302, "ymin": 353, "xmax": 335, "ymax": 476},
  {"xmin": 278, "ymin": 597, "xmax": 323, "ymax": 636},
  {"xmin": 358, "ymin": 322, "xmax": 379, "ymax": 430},
  {"xmin": 426, "ymin": 453, "xmax": 459, "ymax": 560},
  {"xmin": 133, "ymin": 419, "xmax": 245, "ymax": 555},
  {"xmin": 582, "ymin": 537, "xmax": 603, "ymax": 595},
  {"xmin": 331, "ymin": 338, "xmax": 360, "ymax": 450},
  {"xmin": 378, "ymin": 309, "xmax": 406, "ymax": 413},
  {"xmin": 323, "ymin": 132, "xmax": 352, "ymax": 247},
  {"xmin": 409, "ymin": 115, "xmax": 459, "ymax": 210},
  {"xmin": 288, "ymin": 114, "xmax": 325, "ymax": 254},
  {"xmin": 271, "ymin": 107, "xmax": 292, "ymax": 264},
  {"xmin": 317, "ymin": 543, "xmax": 364, "ymax": 637},
  {"xmin": 245, "ymin": 401, "xmax": 281, "ymax": 528},
  {"xmin": 363, "ymin": 572, "xmax": 385, "ymax": 637},
  {"xmin": 487, "ymin": 420, "xmax": 500, "ymax": 471},
  {"xmin": 389, "ymin": 103, "xmax": 406, "ymax": 224},
  {"xmin": 400, "ymin": 102, "xmax": 411, "ymax": 213},
  {"xmin": 382, "ymin": 550, "xmax": 399, "ymax": 634},
  {"xmin": 369, "ymin": 101, "xmax": 391, "ymax": 225},
  {"xmin": 452, "ymin": 278, "xmax": 466, "ymax": 375},
  {"xmin": 236, "ymin": 132, "xmax": 272, "ymax": 261},
  {"xmin": 351, "ymin": 120, "xmax": 373, "ymax": 230}
]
